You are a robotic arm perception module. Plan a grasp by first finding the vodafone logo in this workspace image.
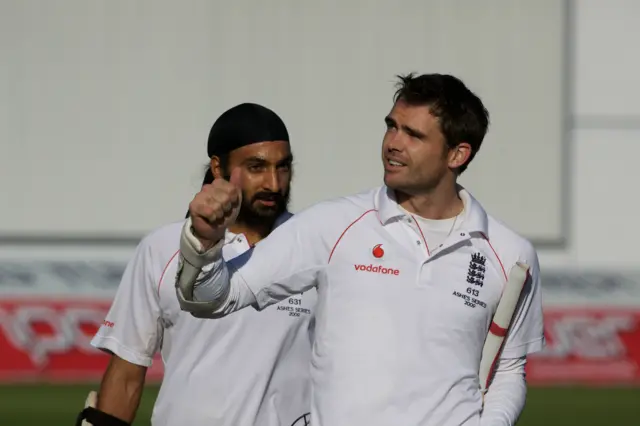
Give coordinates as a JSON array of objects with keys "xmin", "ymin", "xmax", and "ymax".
[
  {"xmin": 354, "ymin": 244, "xmax": 399, "ymax": 275},
  {"xmin": 354, "ymin": 264, "xmax": 400, "ymax": 276}
]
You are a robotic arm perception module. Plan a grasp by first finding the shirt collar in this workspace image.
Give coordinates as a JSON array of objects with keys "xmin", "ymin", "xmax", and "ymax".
[
  {"xmin": 375, "ymin": 185, "xmax": 489, "ymax": 234},
  {"xmin": 224, "ymin": 210, "xmax": 293, "ymax": 244}
]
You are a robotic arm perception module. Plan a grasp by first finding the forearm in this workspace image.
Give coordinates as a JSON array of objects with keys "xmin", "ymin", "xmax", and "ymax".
[
  {"xmin": 96, "ymin": 356, "xmax": 146, "ymax": 423},
  {"xmin": 480, "ymin": 357, "xmax": 527, "ymax": 426},
  {"xmin": 177, "ymin": 220, "xmax": 256, "ymax": 317},
  {"xmin": 192, "ymin": 258, "xmax": 256, "ymax": 314}
]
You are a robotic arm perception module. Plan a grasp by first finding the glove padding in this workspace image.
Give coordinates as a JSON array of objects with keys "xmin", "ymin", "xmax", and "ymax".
[
  {"xmin": 76, "ymin": 391, "xmax": 97, "ymax": 426},
  {"xmin": 175, "ymin": 218, "xmax": 230, "ymax": 316}
]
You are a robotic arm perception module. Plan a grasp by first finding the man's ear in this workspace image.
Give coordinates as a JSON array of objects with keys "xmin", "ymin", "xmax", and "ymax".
[
  {"xmin": 448, "ymin": 142, "xmax": 472, "ymax": 170},
  {"xmin": 210, "ymin": 156, "xmax": 223, "ymax": 179}
]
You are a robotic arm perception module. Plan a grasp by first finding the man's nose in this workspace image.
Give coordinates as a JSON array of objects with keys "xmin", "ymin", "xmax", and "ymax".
[
  {"xmin": 262, "ymin": 170, "xmax": 280, "ymax": 192},
  {"xmin": 386, "ymin": 132, "xmax": 405, "ymax": 152}
]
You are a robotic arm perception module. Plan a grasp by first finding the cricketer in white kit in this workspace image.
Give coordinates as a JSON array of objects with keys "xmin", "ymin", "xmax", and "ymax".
[
  {"xmin": 91, "ymin": 219, "xmax": 315, "ymax": 426},
  {"xmin": 175, "ymin": 74, "xmax": 545, "ymax": 426},
  {"xmin": 83, "ymin": 103, "xmax": 316, "ymax": 426}
]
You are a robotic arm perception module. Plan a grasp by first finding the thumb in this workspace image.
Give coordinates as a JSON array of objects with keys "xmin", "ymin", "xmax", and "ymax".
[
  {"xmin": 229, "ymin": 167, "xmax": 242, "ymax": 187},
  {"xmin": 229, "ymin": 167, "xmax": 243, "ymax": 208}
]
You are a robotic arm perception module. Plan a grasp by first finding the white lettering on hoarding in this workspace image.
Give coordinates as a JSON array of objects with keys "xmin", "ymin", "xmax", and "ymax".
[
  {"xmin": 0, "ymin": 305, "xmax": 105, "ymax": 367},
  {"xmin": 536, "ymin": 314, "xmax": 636, "ymax": 359}
]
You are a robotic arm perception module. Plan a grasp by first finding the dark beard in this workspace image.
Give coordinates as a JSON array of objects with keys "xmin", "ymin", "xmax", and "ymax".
[{"xmin": 236, "ymin": 190, "xmax": 289, "ymax": 229}]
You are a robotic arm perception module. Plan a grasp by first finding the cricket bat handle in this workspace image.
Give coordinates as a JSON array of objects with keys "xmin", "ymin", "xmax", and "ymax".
[{"xmin": 479, "ymin": 262, "xmax": 529, "ymax": 393}]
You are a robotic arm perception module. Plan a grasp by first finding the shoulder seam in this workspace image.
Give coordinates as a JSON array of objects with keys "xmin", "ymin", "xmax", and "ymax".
[
  {"xmin": 327, "ymin": 209, "xmax": 377, "ymax": 263},
  {"xmin": 157, "ymin": 250, "xmax": 180, "ymax": 296}
]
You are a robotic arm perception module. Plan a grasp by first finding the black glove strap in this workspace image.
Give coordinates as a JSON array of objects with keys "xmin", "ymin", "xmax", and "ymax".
[{"xmin": 75, "ymin": 407, "xmax": 131, "ymax": 426}]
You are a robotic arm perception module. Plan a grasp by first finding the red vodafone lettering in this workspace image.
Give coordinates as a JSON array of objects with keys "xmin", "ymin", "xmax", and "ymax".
[{"xmin": 353, "ymin": 264, "xmax": 400, "ymax": 276}]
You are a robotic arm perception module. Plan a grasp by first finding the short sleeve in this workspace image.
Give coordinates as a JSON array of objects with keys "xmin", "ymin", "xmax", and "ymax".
[
  {"xmin": 500, "ymin": 245, "xmax": 545, "ymax": 359},
  {"xmin": 91, "ymin": 238, "xmax": 163, "ymax": 367}
]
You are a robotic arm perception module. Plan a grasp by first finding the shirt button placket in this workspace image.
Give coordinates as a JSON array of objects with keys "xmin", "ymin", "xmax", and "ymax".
[{"xmin": 417, "ymin": 261, "xmax": 431, "ymax": 288}]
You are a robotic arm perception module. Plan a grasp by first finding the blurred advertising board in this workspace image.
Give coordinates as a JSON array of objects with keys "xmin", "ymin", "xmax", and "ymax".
[
  {"xmin": 0, "ymin": 260, "xmax": 164, "ymax": 383},
  {"xmin": 527, "ymin": 271, "xmax": 640, "ymax": 385},
  {"xmin": 527, "ymin": 307, "xmax": 640, "ymax": 385},
  {"xmin": 1, "ymin": 261, "xmax": 639, "ymax": 385}
]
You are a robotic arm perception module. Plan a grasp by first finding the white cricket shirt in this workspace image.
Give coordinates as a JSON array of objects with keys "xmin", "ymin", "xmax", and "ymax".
[
  {"xmin": 191, "ymin": 186, "xmax": 544, "ymax": 426},
  {"xmin": 91, "ymin": 214, "xmax": 316, "ymax": 426}
]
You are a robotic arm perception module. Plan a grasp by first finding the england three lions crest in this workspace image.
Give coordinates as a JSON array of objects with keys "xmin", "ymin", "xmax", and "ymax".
[{"xmin": 467, "ymin": 252, "xmax": 486, "ymax": 287}]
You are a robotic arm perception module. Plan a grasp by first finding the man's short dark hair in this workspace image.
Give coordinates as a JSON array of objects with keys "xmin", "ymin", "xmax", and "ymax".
[{"xmin": 393, "ymin": 73, "xmax": 490, "ymax": 174}]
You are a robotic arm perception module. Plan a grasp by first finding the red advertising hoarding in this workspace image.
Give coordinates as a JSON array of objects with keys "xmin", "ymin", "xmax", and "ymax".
[
  {"xmin": 2, "ymin": 299, "xmax": 639, "ymax": 385},
  {"xmin": 1, "ymin": 261, "xmax": 639, "ymax": 385},
  {"xmin": 527, "ymin": 307, "xmax": 640, "ymax": 385},
  {"xmin": 0, "ymin": 298, "xmax": 163, "ymax": 383}
]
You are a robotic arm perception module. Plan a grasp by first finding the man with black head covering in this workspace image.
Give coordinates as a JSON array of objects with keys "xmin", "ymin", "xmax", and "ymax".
[
  {"xmin": 198, "ymin": 103, "xmax": 293, "ymax": 241},
  {"xmin": 78, "ymin": 103, "xmax": 316, "ymax": 426}
]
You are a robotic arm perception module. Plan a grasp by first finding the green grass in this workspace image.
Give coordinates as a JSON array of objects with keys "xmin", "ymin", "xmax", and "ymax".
[
  {"xmin": 0, "ymin": 384, "xmax": 637, "ymax": 425},
  {"xmin": 519, "ymin": 387, "xmax": 639, "ymax": 426},
  {"xmin": 0, "ymin": 384, "xmax": 158, "ymax": 425}
]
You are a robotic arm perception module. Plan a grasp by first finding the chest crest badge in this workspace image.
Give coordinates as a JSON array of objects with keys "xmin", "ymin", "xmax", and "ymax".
[{"xmin": 467, "ymin": 252, "xmax": 486, "ymax": 287}]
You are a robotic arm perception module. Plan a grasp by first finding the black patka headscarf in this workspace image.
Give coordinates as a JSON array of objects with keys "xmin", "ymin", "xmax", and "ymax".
[
  {"xmin": 187, "ymin": 103, "xmax": 289, "ymax": 219},
  {"xmin": 200, "ymin": 103, "xmax": 289, "ymax": 185},
  {"xmin": 207, "ymin": 103, "xmax": 289, "ymax": 158}
]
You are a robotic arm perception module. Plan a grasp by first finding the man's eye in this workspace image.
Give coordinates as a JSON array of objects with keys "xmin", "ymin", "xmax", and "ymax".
[{"xmin": 248, "ymin": 165, "xmax": 263, "ymax": 172}]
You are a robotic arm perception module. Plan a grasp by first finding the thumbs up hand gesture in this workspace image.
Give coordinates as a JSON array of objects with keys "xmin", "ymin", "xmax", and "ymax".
[{"xmin": 188, "ymin": 168, "xmax": 242, "ymax": 249}]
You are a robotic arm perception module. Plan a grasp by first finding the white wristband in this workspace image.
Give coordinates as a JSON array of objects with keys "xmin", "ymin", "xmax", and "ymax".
[
  {"xmin": 180, "ymin": 217, "xmax": 223, "ymax": 266},
  {"xmin": 176, "ymin": 218, "xmax": 224, "ymax": 300}
]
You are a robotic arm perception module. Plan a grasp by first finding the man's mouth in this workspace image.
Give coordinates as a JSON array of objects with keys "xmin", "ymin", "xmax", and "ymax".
[
  {"xmin": 385, "ymin": 157, "xmax": 406, "ymax": 168},
  {"xmin": 254, "ymin": 195, "xmax": 281, "ymax": 207}
]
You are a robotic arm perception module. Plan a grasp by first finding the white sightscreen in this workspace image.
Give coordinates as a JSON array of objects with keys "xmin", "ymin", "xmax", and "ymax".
[{"xmin": 0, "ymin": 0, "xmax": 566, "ymax": 244}]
